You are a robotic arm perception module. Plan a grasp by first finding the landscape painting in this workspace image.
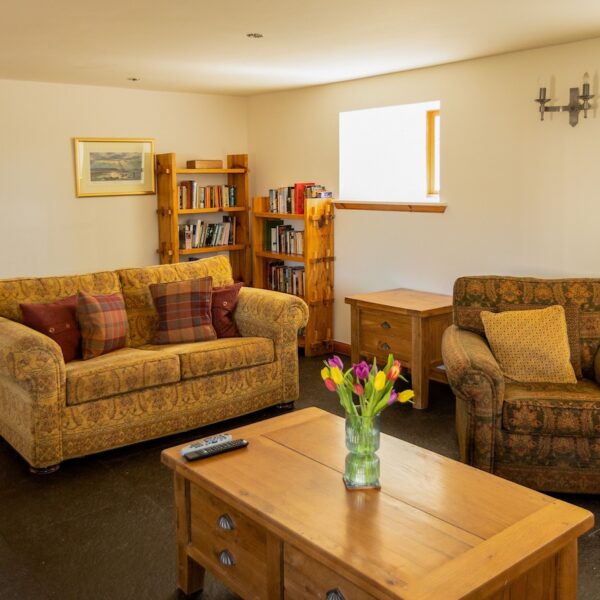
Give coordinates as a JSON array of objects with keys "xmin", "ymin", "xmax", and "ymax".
[{"xmin": 74, "ymin": 138, "xmax": 155, "ymax": 197}]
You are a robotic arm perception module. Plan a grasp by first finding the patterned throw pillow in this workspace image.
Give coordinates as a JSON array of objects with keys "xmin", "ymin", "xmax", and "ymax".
[
  {"xmin": 481, "ymin": 305, "xmax": 577, "ymax": 383},
  {"xmin": 77, "ymin": 292, "xmax": 129, "ymax": 360},
  {"xmin": 20, "ymin": 296, "xmax": 81, "ymax": 362},
  {"xmin": 150, "ymin": 277, "xmax": 216, "ymax": 344},
  {"xmin": 212, "ymin": 283, "xmax": 243, "ymax": 338}
]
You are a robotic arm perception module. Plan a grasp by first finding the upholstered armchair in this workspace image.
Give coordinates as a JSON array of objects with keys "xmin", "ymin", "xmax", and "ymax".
[{"xmin": 442, "ymin": 276, "xmax": 600, "ymax": 494}]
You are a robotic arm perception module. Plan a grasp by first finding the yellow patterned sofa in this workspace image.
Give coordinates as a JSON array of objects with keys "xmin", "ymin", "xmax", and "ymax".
[{"xmin": 0, "ymin": 256, "xmax": 308, "ymax": 472}]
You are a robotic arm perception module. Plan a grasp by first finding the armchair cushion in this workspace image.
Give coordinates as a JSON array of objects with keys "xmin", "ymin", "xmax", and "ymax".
[
  {"xmin": 503, "ymin": 380, "xmax": 600, "ymax": 437},
  {"xmin": 481, "ymin": 305, "xmax": 576, "ymax": 384}
]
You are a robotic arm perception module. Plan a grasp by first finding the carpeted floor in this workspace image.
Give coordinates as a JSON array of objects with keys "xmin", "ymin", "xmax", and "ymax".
[{"xmin": 0, "ymin": 355, "xmax": 598, "ymax": 599}]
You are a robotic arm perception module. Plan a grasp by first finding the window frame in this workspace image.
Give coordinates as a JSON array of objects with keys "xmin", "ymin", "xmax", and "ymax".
[{"xmin": 426, "ymin": 109, "xmax": 440, "ymax": 197}]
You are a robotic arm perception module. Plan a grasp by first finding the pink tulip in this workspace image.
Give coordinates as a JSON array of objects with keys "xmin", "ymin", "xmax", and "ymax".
[
  {"xmin": 324, "ymin": 378, "xmax": 337, "ymax": 392},
  {"xmin": 353, "ymin": 383, "xmax": 364, "ymax": 396}
]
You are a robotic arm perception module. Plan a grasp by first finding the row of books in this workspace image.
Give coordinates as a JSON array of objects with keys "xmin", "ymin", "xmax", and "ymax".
[
  {"xmin": 178, "ymin": 216, "xmax": 237, "ymax": 249},
  {"xmin": 178, "ymin": 182, "xmax": 237, "ymax": 210},
  {"xmin": 268, "ymin": 261, "xmax": 305, "ymax": 297},
  {"xmin": 268, "ymin": 182, "xmax": 332, "ymax": 214},
  {"xmin": 264, "ymin": 220, "xmax": 304, "ymax": 255}
]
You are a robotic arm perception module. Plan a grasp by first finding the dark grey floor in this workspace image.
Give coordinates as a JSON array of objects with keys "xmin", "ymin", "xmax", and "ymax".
[{"xmin": 0, "ymin": 356, "xmax": 598, "ymax": 600}]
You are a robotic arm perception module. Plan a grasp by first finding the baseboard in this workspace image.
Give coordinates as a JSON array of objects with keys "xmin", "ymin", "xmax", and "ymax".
[{"xmin": 332, "ymin": 341, "xmax": 351, "ymax": 356}]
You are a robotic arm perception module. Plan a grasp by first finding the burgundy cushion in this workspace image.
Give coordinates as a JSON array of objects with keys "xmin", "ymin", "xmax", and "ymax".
[
  {"xmin": 150, "ymin": 277, "xmax": 216, "ymax": 344},
  {"xmin": 212, "ymin": 283, "xmax": 243, "ymax": 338},
  {"xmin": 76, "ymin": 292, "xmax": 129, "ymax": 360},
  {"xmin": 20, "ymin": 296, "xmax": 81, "ymax": 363}
]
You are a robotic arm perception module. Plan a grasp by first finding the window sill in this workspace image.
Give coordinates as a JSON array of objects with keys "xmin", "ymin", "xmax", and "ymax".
[{"xmin": 333, "ymin": 201, "xmax": 447, "ymax": 213}]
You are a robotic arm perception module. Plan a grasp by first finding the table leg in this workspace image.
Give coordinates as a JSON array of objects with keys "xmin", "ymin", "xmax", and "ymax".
[
  {"xmin": 350, "ymin": 305, "xmax": 360, "ymax": 364},
  {"xmin": 411, "ymin": 315, "xmax": 429, "ymax": 409},
  {"xmin": 174, "ymin": 473, "xmax": 205, "ymax": 595},
  {"xmin": 557, "ymin": 540, "xmax": 577, "ymax": 600}
]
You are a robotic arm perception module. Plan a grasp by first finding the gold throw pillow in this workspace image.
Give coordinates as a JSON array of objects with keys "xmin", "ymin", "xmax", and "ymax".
[{"xmin": 480, "ymin": 305, "xmax": 577, "ymax": 383}]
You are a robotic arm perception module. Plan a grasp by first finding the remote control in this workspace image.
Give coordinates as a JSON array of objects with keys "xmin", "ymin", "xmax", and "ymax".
[
  {"xmin": 180, "ymin": 433, "xmax": 232, "ymax": 456},
  {"xmin": 183, "ymin": 439, "xmax": 249, "ymax": 461}
]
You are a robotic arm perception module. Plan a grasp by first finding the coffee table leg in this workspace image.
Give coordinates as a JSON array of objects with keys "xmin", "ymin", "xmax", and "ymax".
[
  {"xmin": 557, "ymin": 540, "xmax": 577, "ymax": 600},
  {"xmin": 411, "ymin": 315, "xmax": 429, "ymax": 410},
  {"xmin": 174, "ymin": 473, "xmax": 205, "ymax": 595}
]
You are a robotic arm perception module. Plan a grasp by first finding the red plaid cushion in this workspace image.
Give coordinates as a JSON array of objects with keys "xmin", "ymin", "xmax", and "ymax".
[
  {"xmin": 150, "ymin": 277, "xmax": 216, "ymax": 344},
  {"xmin": 77, "ymin": 292, "xmax": 129, "ymax": 360}
]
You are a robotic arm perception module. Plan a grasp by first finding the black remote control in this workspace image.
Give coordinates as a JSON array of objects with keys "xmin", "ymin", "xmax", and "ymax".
[{"xmin": 183, "ymin": 438, "xmax": 249, "ymax": 461}]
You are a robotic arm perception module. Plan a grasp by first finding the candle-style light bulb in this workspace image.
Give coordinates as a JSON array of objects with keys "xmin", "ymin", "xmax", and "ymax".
[{"xmin": 582, "ymin": 72, "xmax": 590, "ymax": 97}]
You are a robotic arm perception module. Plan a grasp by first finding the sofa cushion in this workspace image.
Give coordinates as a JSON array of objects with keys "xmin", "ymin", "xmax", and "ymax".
[
  {"xmin": 150, "ymin": 277, "xmax": 216, "ymax": 344},
  {"xmin": 141, "ymin": 336, "xmax": 274, "ymax": 380},
  {"xmin": 20, "ymin": 295, "xmax": 81, "ymax": 362},
  {"xmin": 66, "ymin": 347, "xmax": 181, "ymax": 405},
  {"xmin": 77, "ymin": 292, "xmax": 129, "ymax": 360},
  {"xmin": 117, "ymin": 256, "xmax": 234, "ymax": 347},
  {"xmin": 481, "ymin": 305, "xmax": 576, "ymax": 384},
  {"xmin": 212, "ymin": 282, "xmax": 243, "ymax": 338},
  {"xmin": 502, "ymin": 380, "xmax": 600, "ymax": 437}
]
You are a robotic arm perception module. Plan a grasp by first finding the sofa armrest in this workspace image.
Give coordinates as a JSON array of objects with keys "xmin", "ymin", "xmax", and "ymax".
[
  {"xmin": 234, "ymin": 288, "xmax": 309, "ymax": 402},
  {"xmin": 441, "ymin": 325, "xmax": 505, "ymax": 472},
  {"xmin": 595, "ymin": 346, "xmax": 600, "ymax": 385},
  {"xmin": 0, "ymin": 317, "xmax": 65, "ymax": 468}
]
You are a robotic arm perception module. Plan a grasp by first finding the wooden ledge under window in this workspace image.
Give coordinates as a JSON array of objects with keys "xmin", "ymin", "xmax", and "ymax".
[{"xmin": 333, "ymin": 201, "xmax": 447, "ymax": 213}]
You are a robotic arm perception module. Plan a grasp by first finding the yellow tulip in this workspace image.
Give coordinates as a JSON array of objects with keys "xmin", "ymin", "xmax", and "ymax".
[
  {"xmin": 320, "ymin": 367, "xmax": 330, "ymax": 381},
  {"xmin": 397, "ymin": 390, "xmax": 415, "ymax": 403},
  {"xmin": 330, "ymin": 367, "xmax": 344, "ymax": 385},
  {"xmin": 374, "ymin": 370, "xmax": 386, "ymax": 391}
]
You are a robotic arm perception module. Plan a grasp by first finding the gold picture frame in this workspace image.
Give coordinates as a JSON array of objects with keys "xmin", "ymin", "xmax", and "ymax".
[{"xmin": 73, "ymin": 137, "xmax": 155, "ymax": 197}]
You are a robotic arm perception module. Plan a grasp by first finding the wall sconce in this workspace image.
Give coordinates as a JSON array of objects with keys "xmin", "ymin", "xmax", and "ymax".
[{"xmin": 535, "ymin": 75, "xmax": 594, "ymax": 127}]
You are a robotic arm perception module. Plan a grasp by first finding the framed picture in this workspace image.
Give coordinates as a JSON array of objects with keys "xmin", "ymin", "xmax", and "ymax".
[{"xmin": 73, "ymin": 138, "xmax": 155, "ymax": 197}]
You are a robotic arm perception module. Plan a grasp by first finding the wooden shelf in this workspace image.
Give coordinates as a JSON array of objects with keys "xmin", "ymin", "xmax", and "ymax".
[
  {"xmin": 156, "ymin": 153, "xmax": 250, "ymax": 283},
  {"xmin": 255, "ymin": 250, "xmax": 305, "ymax": 263},
  {"xmin": 254, "ymin": 212, "xmax": 304, "ymax": 220},
  {"xmin": 252, "ymin": 195, "xmax": 334, "ymax": 357}
]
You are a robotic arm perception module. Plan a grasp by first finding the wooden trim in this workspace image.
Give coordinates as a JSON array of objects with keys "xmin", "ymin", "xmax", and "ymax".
[
  {"xmin": 426, "ymin": 109, "xmax": 440, "ymax": 196},
  {"xmin": 332, "ymin": 341, "xmax": 351, "ymax": 356},
  {"xmin": 333, "ymin": 201, "xmax": 446, "ymax": 213}
]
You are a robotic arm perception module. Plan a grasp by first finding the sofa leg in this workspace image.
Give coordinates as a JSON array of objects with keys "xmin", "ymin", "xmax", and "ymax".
[
  {"xmin": 275, "ymin": 401, "xmax": 295, "ymax": 412},
  {"xmin": 29, "ymin": 463, "xmax": 61, "ymax": 475}
]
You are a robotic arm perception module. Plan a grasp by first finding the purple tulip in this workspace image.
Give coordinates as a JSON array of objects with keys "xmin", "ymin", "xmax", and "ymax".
[
  {"xmin": 328, "ymin": 355, "xmax": 344, "ymax": 370},
  {"xmin": 353, "ymin": 361, "xmax": 370, "ymax": 380},
  {"xmin": 387, "ymin": 390, "xmax": 398, "ymax": 406}
]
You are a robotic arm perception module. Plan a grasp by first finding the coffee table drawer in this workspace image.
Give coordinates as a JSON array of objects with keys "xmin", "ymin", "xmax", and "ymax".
[
  {"xmin": 358, "ymin": 309, "xmax": 412, "ymax": 362},
  {"xmin": 189, "ymin": 483, "xmax": 268, "ymax": 598},
  {"xmin": 284, "ymin": 544, "xmax": 376, "ymax": 600}
]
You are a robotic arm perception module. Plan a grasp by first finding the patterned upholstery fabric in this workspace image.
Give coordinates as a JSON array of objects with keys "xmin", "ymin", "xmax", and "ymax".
[
  {"xmin": 481, "ymin": 306, "xmax": 576, "ymax": 383},
  {"xmin": 77, "ymin": 292, "xmax": 129, "ymax": 360},
  {"xmin": 141, "ymin": 337, "xmax": 274, "ymax": 380},
  {"xmin": 443, "ymin": 275, "xmax": 600, "ymax": 494},
  {"xmin": 0, "ymin": 258, "xmax": 309, "ymax": 469},
  {"xmin": 118, "ymin": 256, "xmax": 233, "ymax": 347},
  {"xmin": 150, "ymin": 277, "xmax": 216, "ymax": 344},
  {"xmin": 66, "ymin": 348, "xmax": 180, "ymax": 405}
]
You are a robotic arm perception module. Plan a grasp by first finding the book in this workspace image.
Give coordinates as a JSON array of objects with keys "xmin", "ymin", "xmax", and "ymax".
[
  {"xmin": 294, "ymin": 182, "xmax": 315, "ymax": 214},
  {"xmin": 186, "ymin": 159, "xmax": 223, "ymax": 169}
]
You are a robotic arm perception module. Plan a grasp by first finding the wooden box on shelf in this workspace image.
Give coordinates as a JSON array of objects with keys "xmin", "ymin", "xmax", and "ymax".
[
  {"xmin": 155, "ymin": 153, "xmax": 250, "ymax": 283},
  {"xmin": 252, "ymin": 196, "xmax": 334, "ymax": 357}
]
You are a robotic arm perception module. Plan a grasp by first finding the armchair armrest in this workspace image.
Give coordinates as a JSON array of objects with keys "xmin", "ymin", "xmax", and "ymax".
[
  {"xmin": 595, "ymin": 346, "xmax": 600, "ymax": 385},
  {"xmin": 441, "ymin": 325, "xmax": 505, "ymax": 472},
  {"xmin": 234, "ymin": 288, "xmax": 309, "ymax": 402},
  {"xmin": 0, "ymin": 317, "xmax": 65, "ymax": 468}
]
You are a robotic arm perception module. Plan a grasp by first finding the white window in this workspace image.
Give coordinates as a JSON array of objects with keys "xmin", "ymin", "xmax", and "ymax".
[{"xmin": 339, "ymin": 100, "xmax": 441, "ymax": 204}]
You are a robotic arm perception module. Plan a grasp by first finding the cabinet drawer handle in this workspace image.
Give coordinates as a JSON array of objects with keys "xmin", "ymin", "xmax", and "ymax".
[
  {"xmin": 217, "ymin": 513, "xmax": 235, "ymax": 530},
  {"xmin": 326, "ymin": 589, "xmax": 346, "ymax": 600},
  {"xmin": 380, "ymin": 320, "xmax": 391, "ymax": 329},
  {"xmin": 379, "ymin": 341, "xmax": 391, "ymax": 351},
  {"xmin": 218, "ymin": 549, "xmax": 236, "ymax": 567}
]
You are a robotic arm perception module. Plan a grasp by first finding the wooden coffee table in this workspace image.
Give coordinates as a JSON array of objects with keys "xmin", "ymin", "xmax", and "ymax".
[{"xmin": 161, "ymin": 408, "xmax": 593, "ymax": 600}]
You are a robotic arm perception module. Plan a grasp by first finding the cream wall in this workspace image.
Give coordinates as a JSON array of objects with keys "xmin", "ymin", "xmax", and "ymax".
[
  {"xmin": 0, "ymin": 79, "xmax": 247, "ymax": 277},
  {"xmin": 248, "ymin": 37, "xmax": 600, "ymax": 344}
]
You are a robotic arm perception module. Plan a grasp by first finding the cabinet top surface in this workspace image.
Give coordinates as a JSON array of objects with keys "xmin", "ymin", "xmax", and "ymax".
[
  {"xmin": 345, "ymin": 287, "xmax": 453, "ymax": 315},
  {"xmin": 161, "ymin": 407, "xmax": 592, "ymax": 600}
]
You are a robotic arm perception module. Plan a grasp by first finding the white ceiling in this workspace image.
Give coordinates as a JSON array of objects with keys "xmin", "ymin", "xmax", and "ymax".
[{"xmin": 2, "ymin": 0, "xmax": 600, "ymax": 96}]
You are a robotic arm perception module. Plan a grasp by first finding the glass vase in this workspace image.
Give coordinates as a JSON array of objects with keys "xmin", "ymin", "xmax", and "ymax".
[{"xmin": 343, "ymin": 413, "xmax": 381, "ymax": 490}]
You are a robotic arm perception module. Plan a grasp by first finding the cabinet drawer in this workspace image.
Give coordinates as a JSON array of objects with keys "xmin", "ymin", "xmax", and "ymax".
[
  {"xmin": 190, "ymin": 483, "xmax": 268, "ymax": 599},
  {"xmin": 284, "ymin": 544, "xmax": 376, "ymax": 600},
  {"xmin": 358, "ymin": 309, "xmax": 412, "ymax": 362}
]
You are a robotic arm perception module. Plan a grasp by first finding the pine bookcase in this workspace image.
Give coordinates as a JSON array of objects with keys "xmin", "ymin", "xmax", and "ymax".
[
  {"xmin": 252, "ymin": 196, "xmax": 334, "ymax": 356},
  {"xmin": 156, "ymin": 153, "xmax": 250, "ymax": 283}
]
